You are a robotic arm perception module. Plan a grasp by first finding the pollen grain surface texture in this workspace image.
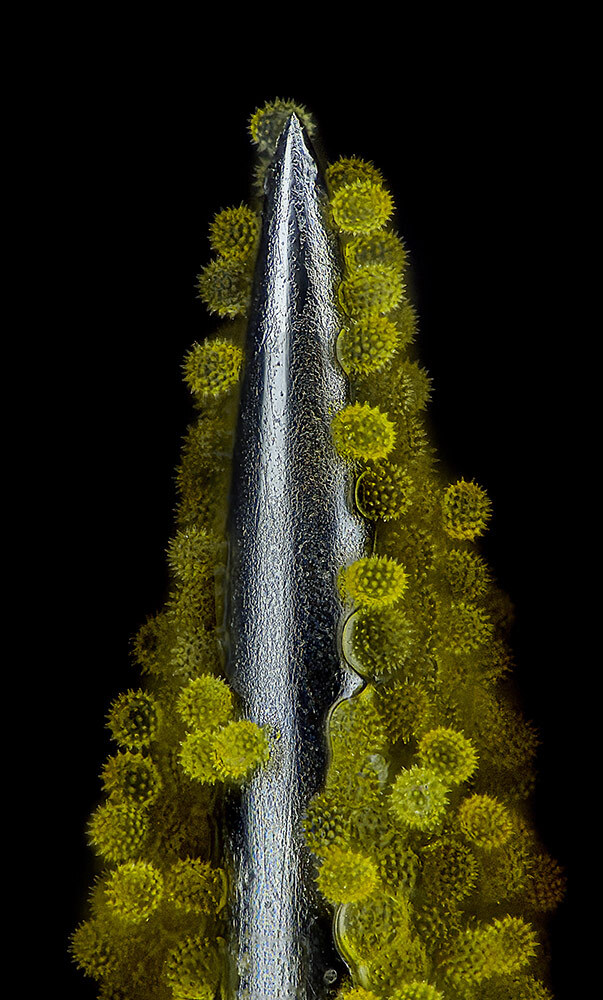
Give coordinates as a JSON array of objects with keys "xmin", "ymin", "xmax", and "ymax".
[{"xmin": 72, "ymin": 100, "xmax": 563, "ymax": 1000}]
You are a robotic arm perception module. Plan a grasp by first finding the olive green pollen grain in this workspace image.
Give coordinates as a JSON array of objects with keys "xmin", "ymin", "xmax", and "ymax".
[
  {"xmin": 355, "ymin": 463, "xmax": 414, "ymax": 520},
  {"xmin": 332, "ymin": 401, "xmax": 396, "ymax": 461},
  {"xmin": 339, "ymin": 554, "xmax": 408, "ymax": 609},
  {"xmin": 338, "ymin": 264, "xmax": 404, "ymax": 318},
  {"xmin": 209, "ymin": 204, "xmax": 259, "ymax": 260},
  {"xmin": 330, "ymin": 179, "xmax": 394, "ymax": 235},
  {"xmin": 196, "ymin": 257, "xmax": 252, "ymax": 318},
  {"xmin": 183, "ymin": 338, "xmax": 243, "ymax": 400},
  {"xmin": 337, "ymin": 315, "xmax": 402, "ymax": 376},
  {"xmin": 326, "ymin": 155, "xmax": 385, "ymax": 192},
  {"xmin": 441, "ymin": 478, "xmax": 492, "ymax": 540},
  {"xmin": 344, "ymin": 230, "xmax": 407, "ymax": 274}
]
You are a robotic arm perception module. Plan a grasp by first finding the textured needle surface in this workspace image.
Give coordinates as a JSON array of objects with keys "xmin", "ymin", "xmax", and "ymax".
[{"xmin": 225, "ymin": 115, "xmax": 368, "ymax": 997}]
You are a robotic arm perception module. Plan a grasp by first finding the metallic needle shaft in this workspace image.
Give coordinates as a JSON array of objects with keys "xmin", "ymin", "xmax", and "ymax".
[{"xmin": 224, "ymin": 115, "xmax": 369, "ymax": 998}]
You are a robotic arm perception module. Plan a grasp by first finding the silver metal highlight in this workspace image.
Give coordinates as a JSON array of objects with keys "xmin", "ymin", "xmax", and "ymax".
[{"xmin": 224, "ymin": 115, "xmax": 369, "ymax": 997}]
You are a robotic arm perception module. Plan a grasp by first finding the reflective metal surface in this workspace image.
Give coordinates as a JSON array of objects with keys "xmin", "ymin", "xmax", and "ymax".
[{"xmin": 224, "ymin": 115, "xmax": 369, "ymax": 998}]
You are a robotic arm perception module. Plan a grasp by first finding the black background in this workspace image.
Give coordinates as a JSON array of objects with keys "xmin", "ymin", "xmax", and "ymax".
[{"xmin": 37, "ymin": 47, "xmax": 589, "ymax": 1000}]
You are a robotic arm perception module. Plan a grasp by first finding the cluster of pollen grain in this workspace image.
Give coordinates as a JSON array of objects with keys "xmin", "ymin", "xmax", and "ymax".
[
  {"xmin": 74, "ymin": 108, "xmax": 563, "ymax": 1000},
  {"xmin": 197, "ymin": 197, "xmax": 259, "ymax": 319},
  {"xmin": 310, "ymin": 147, "xmax": 561, "ymax": 1000},
  {"xmin": 72, "ymin": 109, "xmax": 270, "ymax": 1000},
  {"xmin": 178, "ymin": 697, "xmax": 269, "ymax": 786}
]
